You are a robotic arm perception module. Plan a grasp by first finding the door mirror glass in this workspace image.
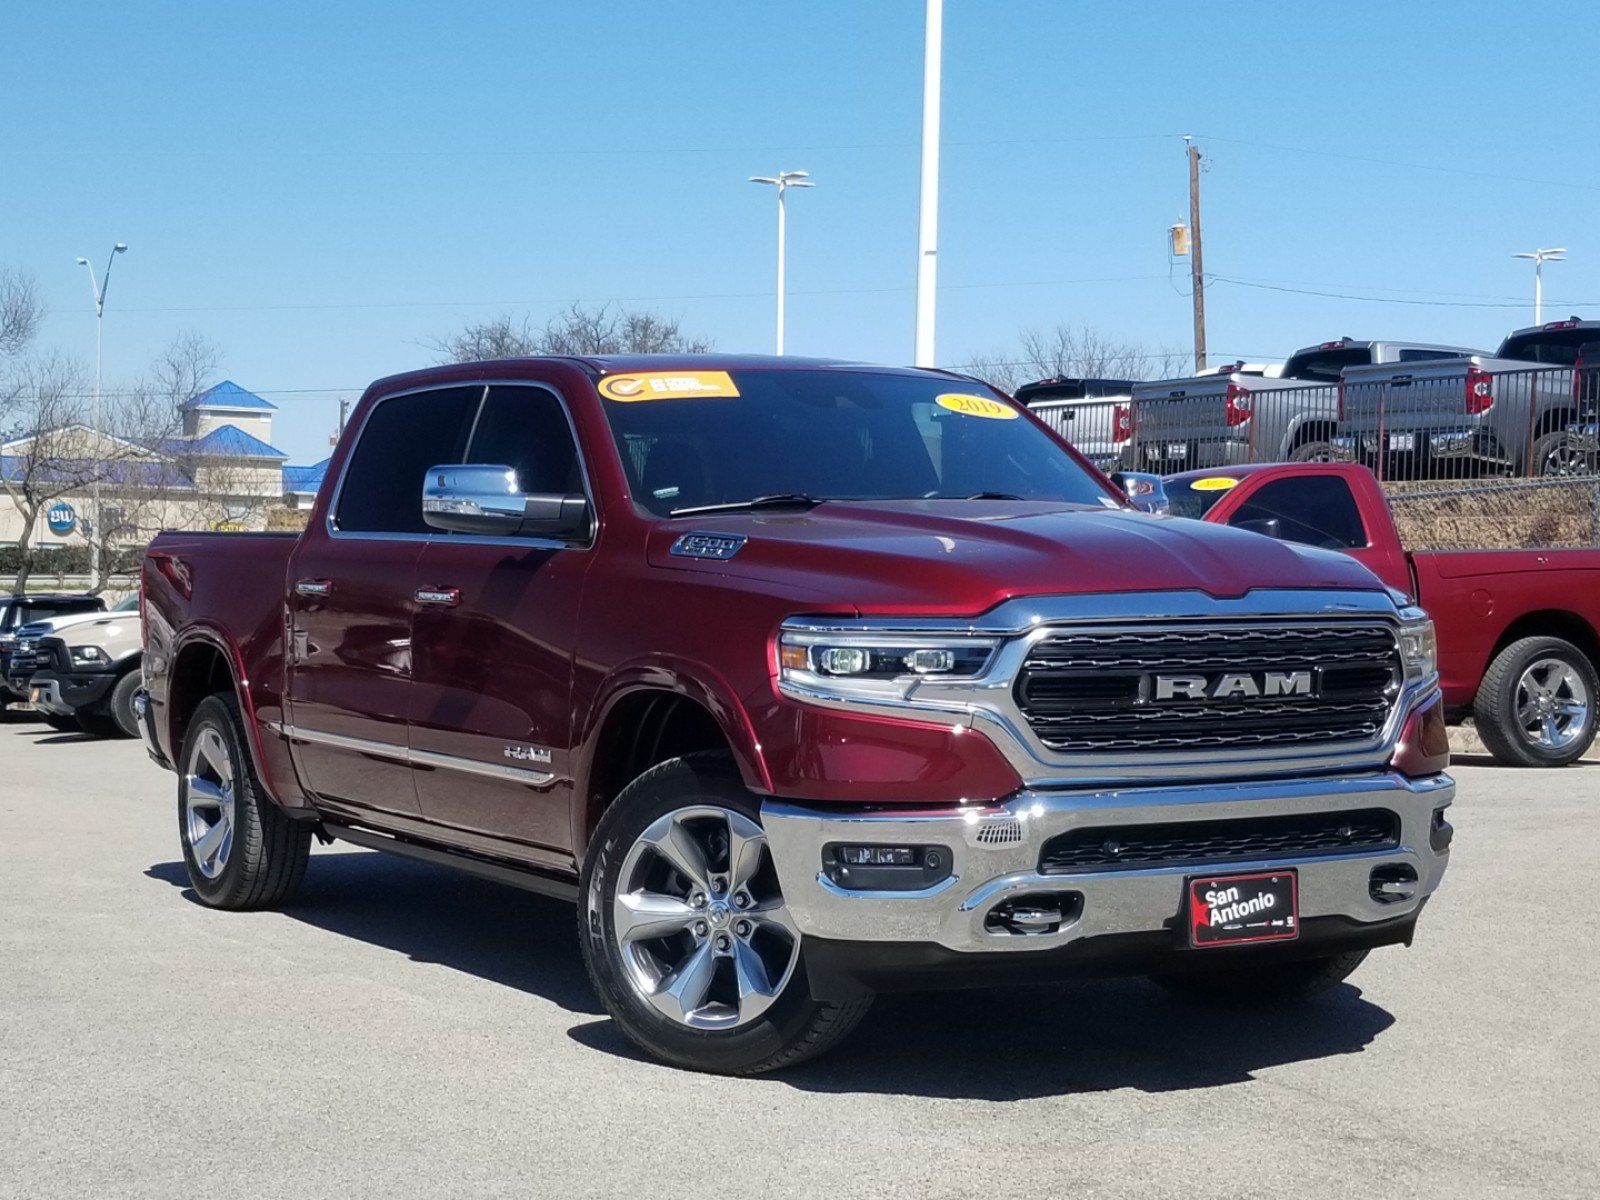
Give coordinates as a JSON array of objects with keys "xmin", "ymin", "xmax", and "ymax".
[
  {"xmin": 421, "ymin": 464, "xmax": 590, "ymax": 540},
  {"xmin": 1109, "ymin": 471, "xmax": 1169, "ymax": 514}
]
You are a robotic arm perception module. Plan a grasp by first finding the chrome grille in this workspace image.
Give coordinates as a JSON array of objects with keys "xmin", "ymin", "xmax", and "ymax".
[{"xmin": 1013, "ymin": 622, "xmax": 1401, "ymax": 755}]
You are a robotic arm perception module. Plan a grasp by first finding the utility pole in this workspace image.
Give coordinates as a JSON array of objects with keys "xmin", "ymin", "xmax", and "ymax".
[
  {"xmin": 1186, "ymin": 137, "xmax": 1207, "ymax": 373},
  {"xmin": 74, "ymin": 243, "xmax": 129, "ymax": 584},
  {"xmin": 914, "ymin": 0, "xmax": 943, "ymax": 367},
  {"xmin": 338, "ymin": 397, "xmax": 350, "ymax": 437}
]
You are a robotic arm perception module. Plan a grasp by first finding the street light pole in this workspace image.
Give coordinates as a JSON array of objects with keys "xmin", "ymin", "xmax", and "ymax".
[
  {"xmin": 914, "ymin": 0, "xmax": 943, "ymax": 367},
  {"xmin": 748, "ymin": 171, "xmax": 813, "ymax": 355},
  {"xmin": 74, "ymin": 243, "xmax": 128, "ymax": 583},
  {"xmin": 1513, "ymin": 247, "xmax": 1566, "ymax": 324}
]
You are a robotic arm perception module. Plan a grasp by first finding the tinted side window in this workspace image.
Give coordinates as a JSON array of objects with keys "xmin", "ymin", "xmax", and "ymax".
[
  {"xmin": 335, "ymin": 386, "xmax": 480, "ymax": 534},
  {"xmin": 465, "ymin": 385, "xmax": 583, "ymax": 496},
  {"xmin": 1397, "ymin": 349, "xmax": 1459, "ymax": 362},
  {"xmin": 1227, "ymin": 476, "xmax": 1367, "ymax": 550}
]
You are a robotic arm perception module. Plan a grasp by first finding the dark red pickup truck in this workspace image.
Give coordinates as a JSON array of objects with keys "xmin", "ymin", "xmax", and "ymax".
[
  {"xmin": 138, "ymin": 356, "xmax": 1452, "ymax": 1074},
  {"xmin": 1161, "ymin": 462, "xmax": 1600, "ymax": 767}
]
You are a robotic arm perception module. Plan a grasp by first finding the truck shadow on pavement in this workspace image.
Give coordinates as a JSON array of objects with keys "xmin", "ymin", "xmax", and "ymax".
[
  {"xmin": 147, "ymin": 847, "xmax": 1395, "ymax": 1099},
  {"xmin": 145, "ymin": 847, "xmax": 603, "ymax": 1016}
]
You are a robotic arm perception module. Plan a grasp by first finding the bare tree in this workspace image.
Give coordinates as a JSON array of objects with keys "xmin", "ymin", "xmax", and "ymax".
[
  {"xmin": 434, "ymin": 303, "xmax": 713, "ymax": 362},
  {"xmin": 960, "ymin": 324, "xmax": 1187, "ymax": 394},
  {"xmin": 0, "ymin": 354, "xmax": 93, "ymax": 591},
  {"xmin": 0, "ymin": 269, "xmax": 42, "ymax": 360}
]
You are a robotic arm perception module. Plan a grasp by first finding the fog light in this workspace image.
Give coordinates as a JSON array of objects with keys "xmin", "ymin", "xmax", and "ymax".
[
  {"xmin": 838, "ymin": 845, "xmax": 915, "ymax": 865},
  {"xmin": 822, "ymin": 844, "xmax": 952, "ymax": 891},
  {"xmin": 905, "ymin": 648, "xmax": 956, "ymax": 674}
]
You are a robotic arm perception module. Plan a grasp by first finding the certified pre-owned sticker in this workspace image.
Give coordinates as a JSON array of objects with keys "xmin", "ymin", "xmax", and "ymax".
[
  {"xmin": 1189, "ymin": 476, "xmax": 1241, "ymax": 492},
  {"xmin": 599, "ymin": 371, "xmax": 741, "ymax": 402},
  {"xmin": 935, "ymin": 392, "xmax": 1019, "ymax": 420}
]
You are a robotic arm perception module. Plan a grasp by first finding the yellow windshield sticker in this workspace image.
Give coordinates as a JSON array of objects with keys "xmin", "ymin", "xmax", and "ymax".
[
  {"xmin": 599, "ymin": 371, "xmax": 740, "ymax": 401},
  {"xmin": 935, "ymin": 393, "xmax": 1018, "ymax": 420},
  {"xmin": 1190, "ymin": 476, "xmax": 1241, "ymax": 492}
]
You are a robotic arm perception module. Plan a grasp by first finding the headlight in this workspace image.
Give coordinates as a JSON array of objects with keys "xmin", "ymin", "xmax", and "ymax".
[
  {"xmin": 777, "ymin": 629, "xmax": 998, "ymax": 703},
  {"xmin": 1397, "ymin": 613, "xmax": 1437, "ymax": 681},
  {"xmin": 70, "ymin": 645, "xmax": 110, "ymax": 666}
]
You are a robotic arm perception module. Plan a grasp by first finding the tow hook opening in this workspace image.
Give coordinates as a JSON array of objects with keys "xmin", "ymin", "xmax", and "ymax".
[
  {"xmin": 1370, "ymin": 863, "xmax": 1420, "ymax": 905},
  {"xmin": 985, "ymin": 891, "xmax": 1084, "ymax": 936},
  {"xmin": 1430, "ymin": 806, "xmax": 1454, "ymax": 853}
]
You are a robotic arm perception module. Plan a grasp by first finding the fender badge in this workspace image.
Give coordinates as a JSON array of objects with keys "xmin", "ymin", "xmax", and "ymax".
[
  {"xmin": 669, "ymin": 532, "xmax": 747, "ymax": 560},
  {"xmin": 504, "ymin": 745, "xmax": 553, "ymax": 764}
]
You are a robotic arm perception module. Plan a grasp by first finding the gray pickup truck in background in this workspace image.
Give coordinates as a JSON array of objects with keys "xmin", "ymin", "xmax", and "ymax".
[
  {"xmin": 1014, "ymin": 376, "xmax": 1137, "ymax": 470},
  {"xmin": 1132, "ymin": 339, "xmax": 1479, "ymax": 471},
  {"xmin": 1334, "ymin": 319, "xmax": 1600, "ymax": 478}
]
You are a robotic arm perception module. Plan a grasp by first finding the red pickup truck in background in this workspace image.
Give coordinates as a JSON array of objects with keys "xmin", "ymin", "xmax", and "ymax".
[
  {"xmin": 137, "ymin": 356, "xmax": 1452, "ymax": 1074},
  {"xmin": 1161, "ymin": 462, "xmax": 1600, "ymax": 767}
]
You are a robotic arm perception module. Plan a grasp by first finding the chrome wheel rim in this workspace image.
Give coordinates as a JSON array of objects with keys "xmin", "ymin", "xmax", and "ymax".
[
  {"xmin": 612, "ymin": 805, "xmax": 800, "ymax": 1031},
  {"xmin": 184, "ymin": 726, "xmax": 237, "ymax": 879},
  {"xmin": 1539, "ymin": 436, "xmax": 1596, "ymax": 477},
  {"xmin": 1515, "ymin": 657, "xmax": 1591, "ymax": 750}
]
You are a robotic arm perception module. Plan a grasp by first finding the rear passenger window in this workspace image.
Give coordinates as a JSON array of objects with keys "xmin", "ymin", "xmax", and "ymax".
[
  {"xmin": 334, "ymin": 386, "xmax": 480, "ymax": 534},
  {"xmin": 1227, "ymin": 476, "xmax": 1368, "ymax": 550},
  {"xmin": 465, "ymin": 385, "xmax": 584, "ymax": 496}
]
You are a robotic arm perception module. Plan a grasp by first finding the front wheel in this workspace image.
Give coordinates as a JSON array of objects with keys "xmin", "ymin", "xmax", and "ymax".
[
  {"xmin": 1289, "ymin": 438, "xmax": 1335, "ymax": 463},
  {"xmin": 1473, "ymin": 636, "xmax": 1598, "ymax": 767},
  {"xmin": 1151, "ymin": 949, "xmax": 1369, "ymax": 1003},
  {"xmin": 579, "ymin": 753, "xmax": 871, "ymax": 1074}
]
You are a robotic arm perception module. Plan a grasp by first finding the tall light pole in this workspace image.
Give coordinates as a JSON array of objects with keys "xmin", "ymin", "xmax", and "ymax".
[
  {"xmin": 1513, "ymin": 248, "xmax": 1566, "ymax": 324},
  {"xmin": 914, "ymin": 0, "xmax": 943, "ymax": 367},
  {"xmin": 749, "ymin": 171, "xmax": 813, "ymax": 355},
  {"xmin": 74, "ymin": 242, "xmax": 128, "ymax": 582}
]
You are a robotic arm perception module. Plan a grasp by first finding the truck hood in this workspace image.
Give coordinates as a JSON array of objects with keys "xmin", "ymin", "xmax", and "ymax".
[{"xmin": 647, "ymin": 500, "xmax": 1386, "ymax": 614}]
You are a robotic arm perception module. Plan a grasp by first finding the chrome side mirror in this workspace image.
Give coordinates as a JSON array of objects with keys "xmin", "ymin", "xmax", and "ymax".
[
  {"xmin": 421, "ymin": 464, "xmax": 590, "ymax": 540},
  {"xmin": 1108, "ymin": 471, "xmax": 1169, "ymax": 514}
]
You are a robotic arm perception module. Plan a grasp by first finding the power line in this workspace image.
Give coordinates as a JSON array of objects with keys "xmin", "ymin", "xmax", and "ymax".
[{"xmin": 1210, "ymin": 275, "xmax": 1600, "ymax": 309}]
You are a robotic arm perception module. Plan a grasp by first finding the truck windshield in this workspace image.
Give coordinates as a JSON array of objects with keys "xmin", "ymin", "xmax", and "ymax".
[
  {"xmin": 1498, "ymin": 328, "xmax": 1599, "ymax": 365},
  {"xmin": 1164, "ymin": 478, "xmax": 1235, "ymax": 520},
  {"xmin": 597, "ymin": 369, "xmax": 1116, "ymax": 517}
]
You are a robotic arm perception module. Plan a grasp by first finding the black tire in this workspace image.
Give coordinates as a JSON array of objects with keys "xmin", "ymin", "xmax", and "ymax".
[
  {"xmin": 1288, "ymin": 438, "xmax": 1335, "ymax": 463},
  {"xmin": 1151, "ymin": 949, "xmax": 1369, "ymax": 1003},
  {"xmin": 1473, "ymin": 636, "xmax": 1599, "ymax": 767},
  {"xmin": 108, "ymin": 669, "xmax": 142, "ymax": 738},
  {"xmin": 579, "ymin": 752, "xmax": 872, "ymax": 1075},
  {"xmin": 1531, "ymin": 429, "xmax": 1595, "ymax": 478},
  {"xmin": 40, "ymin": 713, "xmax": 80, "ymax": 733},
  {"xmin": 177, "ymin": 693, "xmax": 311, "ymax": 909}
]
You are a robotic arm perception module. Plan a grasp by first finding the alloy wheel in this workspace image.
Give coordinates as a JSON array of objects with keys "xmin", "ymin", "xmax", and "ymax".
[
  {"xmin": 611, "ymin": 805, "xmax": 800, "ymax": 1030},
  {"xmin": 184, "ymin": 726, "xmax": 237, "ymax": 879},
  {"xmin": 1515, "ymin": 657, "xmax": 1592, "ymax": 750}
]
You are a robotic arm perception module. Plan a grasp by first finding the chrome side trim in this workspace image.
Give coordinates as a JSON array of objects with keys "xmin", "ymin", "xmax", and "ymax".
[{"xmin": 266, "ymin": 721, "xmax": 557, "ymax": 787}]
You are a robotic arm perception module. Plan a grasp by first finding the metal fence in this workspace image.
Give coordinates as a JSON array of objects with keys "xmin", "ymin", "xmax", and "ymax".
[{"xmin": 1120, "ymin": 364, "xmax": 1599, "ymax": 483}]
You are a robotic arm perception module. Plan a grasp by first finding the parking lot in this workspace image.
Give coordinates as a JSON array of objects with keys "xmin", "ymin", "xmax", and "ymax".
[{"xmin": 2, "ymin": 715, "xmax": 1595, "ymax": 1200}]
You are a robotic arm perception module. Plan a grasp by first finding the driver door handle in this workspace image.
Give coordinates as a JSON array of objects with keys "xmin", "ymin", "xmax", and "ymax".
[{"xmin": 295, "ymin": 579, "xmax": 332, "ymax": 597}]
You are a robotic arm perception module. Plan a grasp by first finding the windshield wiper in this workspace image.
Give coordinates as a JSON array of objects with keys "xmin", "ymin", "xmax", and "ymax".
[{"xmin": 670, "ymin": 493, "xmax": 828, "ymax": 517}]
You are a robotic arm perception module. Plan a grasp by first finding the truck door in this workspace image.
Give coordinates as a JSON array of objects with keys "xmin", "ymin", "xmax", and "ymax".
[
  {"xmin": 408, "ymin": 382, "xmax": 593, "ymax": 862},
  {"xmin": 285, "ymin": 384, "xmax": 481, "ymax": 818}
]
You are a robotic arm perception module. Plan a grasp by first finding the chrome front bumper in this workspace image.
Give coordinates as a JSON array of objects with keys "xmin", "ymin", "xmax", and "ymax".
[
  {"xmin": 761, "ymin": 772, "xmax": 1452, "ymax": 955},
  {"xmin": 27, "ymin": 678, "xmax": 72, "ymax": 716}
]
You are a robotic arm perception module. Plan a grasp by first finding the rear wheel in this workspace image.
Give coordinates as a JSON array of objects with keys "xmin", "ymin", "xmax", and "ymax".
[
  {"xmin": 579, "ymin": 753, "xmax": 872, "ymax": 1074},
  {"xmin": 1532, "ymin": 429, "xmax": 1595, "ymax": 477},
  {"xmin": 1473, "ymin": 636, "xmax": 1598, "ymax": 767},
  {"xmin": 1151, "ymin": 950, "xmax": 1369, "ymax": 1003},
  {"xmin": 1289, "ymin": 438, "xmax": 1335, "ymax": 463},
  {"xmin": 178, "ymin": 694, "xmax": 311, "ymax": 909}
]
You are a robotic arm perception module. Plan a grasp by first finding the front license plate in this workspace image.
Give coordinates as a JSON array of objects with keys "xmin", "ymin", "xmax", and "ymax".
[
  {"xmin": 1389, "ymin": 432, "xmax": 1416, "ymax": 452},
  {"xmin": 1165, "ymin": 442, "xmax": 1188, "ymax": 459},
  {"xmin": 1187, "ymin": 870, "xmax": 1298, "ymax": 948}
]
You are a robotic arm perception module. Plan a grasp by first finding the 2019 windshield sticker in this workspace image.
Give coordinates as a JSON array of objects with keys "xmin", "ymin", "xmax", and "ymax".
[
  {"xmin": 935, "ymin": 393, "xmax": 1018, "ymax": 420},
  {"xmin": 599, "ymin": 371, "xmax": 741, "ymax": 402},
  {"xmin": 1190, "ymin": 476, "xmax": 1241, "ymax": 492}
]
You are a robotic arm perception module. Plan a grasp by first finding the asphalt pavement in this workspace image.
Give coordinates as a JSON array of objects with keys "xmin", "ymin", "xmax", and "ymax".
[{"xmin": 2, "ymin": 711, "xmax": 1596, "ymax": 1199}]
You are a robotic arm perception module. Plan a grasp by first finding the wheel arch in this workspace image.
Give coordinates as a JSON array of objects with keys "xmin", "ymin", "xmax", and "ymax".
[
  {"xmin": 165, "ymin": 630, "xmax": 274, "ymax": 795},
  {"xmin": 1487, "ymin": 609, "xmax": 1600, "ymax": 677},
  {"xmin": 574, "ymin": 666, "xmax": 770, "ymax": 859}
]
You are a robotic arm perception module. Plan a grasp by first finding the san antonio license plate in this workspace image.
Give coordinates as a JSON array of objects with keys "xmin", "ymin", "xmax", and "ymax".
[{"xmin": 1187, "ymin": 870, "xmax": 1298, "ymax": 948}]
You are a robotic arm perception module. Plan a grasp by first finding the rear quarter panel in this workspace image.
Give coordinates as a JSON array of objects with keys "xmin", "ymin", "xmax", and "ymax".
[
  {"xmin": 1410, "ymin": 548, "xmax": 1600, "ymax": 710},
  {"xmin": 142, "ymin": 532, "xmax": 308, "ymax": 807}
]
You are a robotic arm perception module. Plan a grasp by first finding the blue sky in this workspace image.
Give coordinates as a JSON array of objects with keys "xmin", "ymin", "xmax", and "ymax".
[{"xmin": 4, "ymin": 1, "xmax": 1597, "ymax": 464}]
